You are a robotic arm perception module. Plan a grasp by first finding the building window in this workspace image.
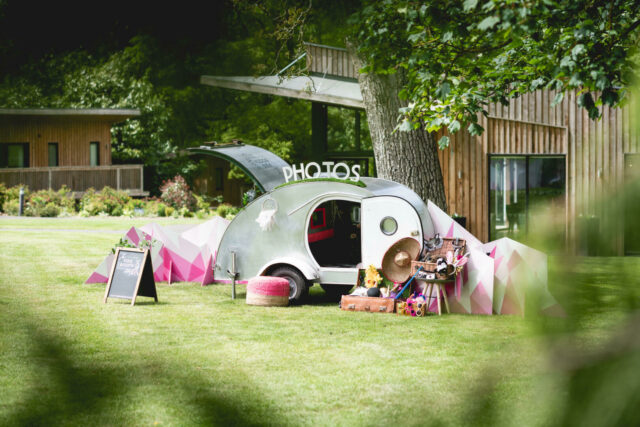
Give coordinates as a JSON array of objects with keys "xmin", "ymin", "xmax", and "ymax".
[
  {"xmin": 48, "ymin": 143, "xmax": 59, "ymax": 167},
  {"xmin": 0, "ymin": 143, "xmax": 29, "ymax": 168},
  {"xmin": 90, "ymin": 142, "xmax": 100, "ymax": 166},
  {"xmin": 215, "ymin": 167, "xmax": 224, "ymax": 191},
  {"xmin": 489, "ymin": 155, "xmax": 566, "ymax": 245}
]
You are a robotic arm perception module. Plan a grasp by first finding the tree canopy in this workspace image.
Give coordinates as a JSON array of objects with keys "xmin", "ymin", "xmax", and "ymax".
[
  {"xmin": 353, "ymin": 0, "xmax": 640, "ymax": 148},
  {"xmin": 0, "ymin": 0, "xmax": 340, "ymax": 192}
]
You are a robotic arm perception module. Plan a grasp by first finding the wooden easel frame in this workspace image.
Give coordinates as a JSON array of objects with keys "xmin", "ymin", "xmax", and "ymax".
[{"xmin": 104, "ymin": 247, "xmax": 154, "ymax": 306}]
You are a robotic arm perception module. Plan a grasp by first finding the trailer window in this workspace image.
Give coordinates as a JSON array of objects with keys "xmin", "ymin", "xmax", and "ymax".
[{"xmin": 380, "ymin": 216, "xmax": 397, "ymax": 235}]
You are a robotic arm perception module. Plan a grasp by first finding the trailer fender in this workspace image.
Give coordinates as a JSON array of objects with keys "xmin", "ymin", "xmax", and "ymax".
[{"xmin": 259, "ymin": 257, "xmax": 320, "ymax": 282}]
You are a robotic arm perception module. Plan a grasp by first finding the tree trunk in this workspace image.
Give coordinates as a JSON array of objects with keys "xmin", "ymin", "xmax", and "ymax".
[{"xmin": 353, "ymin": 54, "xmax": 448, "ymax": 211}]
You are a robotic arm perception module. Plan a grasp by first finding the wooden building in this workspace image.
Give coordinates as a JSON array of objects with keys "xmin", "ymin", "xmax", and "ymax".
[
  {"xmin": 192, "ymin": 154, "xmax": 246, "ymax": 206},
  {"xmin": 202, "ymin": 44, "xmax": 639, "ymax": 255},
  {"xmin": 438, "ymin": 91, "xmax": 639, "ymax": 256},
  {"xmin": 0, "ymin": 108, "xmax": 145, "ymax": 195}
]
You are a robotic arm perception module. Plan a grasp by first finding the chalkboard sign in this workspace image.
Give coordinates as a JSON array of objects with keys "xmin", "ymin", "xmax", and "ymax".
[{"xmin": 103, "ymin": 248, "xmax": 158, "ymax": 305}]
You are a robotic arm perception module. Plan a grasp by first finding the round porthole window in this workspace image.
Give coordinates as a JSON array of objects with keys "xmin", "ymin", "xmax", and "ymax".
[{"xmin": 380, "ymin": 216, "xmax": 398, "ymax": 235}]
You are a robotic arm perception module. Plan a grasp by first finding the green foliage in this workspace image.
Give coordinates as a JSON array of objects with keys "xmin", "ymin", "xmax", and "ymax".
[
  {"xmin": 193, "ymin": 193, "xmax": 214, "ymax": 211},
  {"xmin": 2, "ymin": 199, "xmax": 19, "ymax": 215},
  {"xmin": 111, "ymin": 234, "xmax": 157, "ymax": 254},
  {"xmin": 353, "ymin": 0, "xmax": 640, "ymax": 137},
  {"xmin": 80, "ymin": 187, "xmax": 131, "ymax": 216},
  {"xmin": 26, "ymin": 187, "xmax": 76, "ymax": 216},
  {"xmin": 206, "ymin": 96, "xmax": 303, "ymax": 182},
  {"xmin": 156, "ymin": 202, "xmax": 169, "ymax": 217},
  {"xmin": 0, "ymin": 183, "xmax": 7, "ymax": 213},
  {"xmin": 275, "ymin": 177, "xmax": 367, "ymax": 189},
  {"xmin": 0, "ymin": 185, "xmax": 75, "ymax": 217},
  {"xmin": 159, "ymin": 175, "xmax": 197, "ymax": 211},
  {"xmin": 215, "ymin": 203, "xmax": 239, "ymax": 219},
  {"xmin": 3, "ymin": 185, "xmax": 28, "ymax": 202}
]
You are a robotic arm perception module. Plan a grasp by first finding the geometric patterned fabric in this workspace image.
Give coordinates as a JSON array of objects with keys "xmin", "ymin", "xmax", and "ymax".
[
  {"xmin": 427, "ymin": 201, "xmax": 562, "ymax": 316},
  {"xmin": 86, "ymin": 203, "xmax": 562, "ymax": 315},
  {"xmin": 85, "ymin": 217, "xmax": 229, "ymax": 286}
]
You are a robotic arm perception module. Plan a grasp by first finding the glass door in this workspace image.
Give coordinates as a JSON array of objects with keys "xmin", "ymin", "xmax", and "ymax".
[
  {"xmin": 489, "ymin": 157, "xmax": 527, "ymax": 241},
  {"xmin": 528, "ymin": 157, "xmax": 566, "ymax": 249},
  {"xmin": 489, "ymin": 155, "xmax": 566, "ymax": 244}
]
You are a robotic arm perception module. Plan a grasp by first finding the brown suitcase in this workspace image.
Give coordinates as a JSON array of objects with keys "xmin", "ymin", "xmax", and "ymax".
[{"xmin": 340, "ymin": 295, "xmax": 395, "ymax": 313}]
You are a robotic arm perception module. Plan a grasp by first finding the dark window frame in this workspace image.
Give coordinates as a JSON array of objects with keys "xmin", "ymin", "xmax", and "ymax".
[
  {"xmin": 487, "ymin": 153, "xmax": 567, "ymax": 242},
  {"xmin": 48, "ymin": 142, "xmax": 59, "ymax": 167},
  {"xmin": 0, "ymin": 142, "xmax": 30, "ymax": 168},
  {"xmin": 90, "ymin": 141, "xmax": 100, "ymax": 166}
]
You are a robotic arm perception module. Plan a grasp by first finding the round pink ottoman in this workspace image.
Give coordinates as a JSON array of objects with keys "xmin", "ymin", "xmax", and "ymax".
[{"xmin": 246, "ymin": 276, "xmax": 290, "ymax": 306}]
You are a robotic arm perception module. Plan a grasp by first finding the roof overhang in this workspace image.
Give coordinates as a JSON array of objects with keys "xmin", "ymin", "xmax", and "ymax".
[
  {"xmin": 0, "ymin": 108, "xmax": 141, "ymax": 122},
  {"xmin": 200, "ymin": 75, "xmax": 363, "ymax": 109}
]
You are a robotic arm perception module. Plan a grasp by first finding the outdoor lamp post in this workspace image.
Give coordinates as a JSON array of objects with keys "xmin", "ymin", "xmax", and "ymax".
[{"xmin": 18, "ymin": 187, "xmax": 24, "ymax": 216}]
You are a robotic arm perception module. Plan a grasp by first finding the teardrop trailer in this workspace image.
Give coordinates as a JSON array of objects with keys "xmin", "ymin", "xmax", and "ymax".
[{"xmin": 189, "ymin": 142, "xmax": 436, "ymax": 302}]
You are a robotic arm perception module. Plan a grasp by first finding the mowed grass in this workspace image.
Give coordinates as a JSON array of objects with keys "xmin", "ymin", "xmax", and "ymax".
[{"xmin": 0, "ymin": 217, "xmax": 637, "ymax": 426}]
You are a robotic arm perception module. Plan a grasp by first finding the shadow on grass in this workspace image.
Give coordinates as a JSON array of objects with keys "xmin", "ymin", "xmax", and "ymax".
[{"xmin": 2, "ymin": 318, "xmax": 283, "ymax": 426}]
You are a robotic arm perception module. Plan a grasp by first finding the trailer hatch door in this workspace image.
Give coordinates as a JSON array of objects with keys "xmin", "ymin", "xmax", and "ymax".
[
  {"xmin": 188, "ymin": 143, "xmax": 289, "ymax": 192},
  {"xmin": 361, "ymin": 196, "xmax": 423, "ymax": 269}
]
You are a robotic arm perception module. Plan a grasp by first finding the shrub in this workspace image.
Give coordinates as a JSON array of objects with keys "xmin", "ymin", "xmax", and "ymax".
[
  {"xmin": 156, "ymin": 202, "xmax": 168, "ymax": 217},
  {"xmin": 2, "ymin": 199, "xmax": 19, "ymax": 215},
  {"xmin": 0, "ymin": 183, "xmax": 6, "ymax": 213},
  {"xmin": 18, "ymin": 187, "xmax": 75, "ymax": 217},
  {"xmin": 160, "ymin": 175, "xmax": 196, "ymax": 211},
  {"xmin": 80, "ymin": 186, "xmax": 131, "ymax": 216},
  {"xmin": 195, "ymin": 209, "xmax": 209, "ymax": 219},
  {"xmin": 194, "ymin": 194, "xmax": 212, "ymax": 211},
  {"xmin": 216, "ymin": 203, "xmax": 240, "ymax": 220},
  {"xmin": 0, "ymin": 185, "xmax": 77, "ymax": 216},
  {"xmin": 216, "ymin": 203, "xmax": 233, "ymax": 218},
  {"xmin": 40, "ymin": 203, "xmax": 61, "ymax": 217},
  {"xmin": 178, "ymin": 207, "xmax": 193, "ymax": 217},
  {"xmin": 4, "ymin": 185, "xmax": 29, "ymax": 202}
]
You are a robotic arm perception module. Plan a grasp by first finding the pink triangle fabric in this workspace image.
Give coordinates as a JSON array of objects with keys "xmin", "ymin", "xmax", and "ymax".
[
  {"xmin": 85, "ymin": 218, "xmax": 229, "ymax": 286},
  {"xmin": 482, "ymin": 237, "xmax": 564, "ymax": 316},
  {"xmin": 427, "ymin": 201, "xmax": 483, "ymax": 250},
  {"xmin": 425, "ymin": 202, "xmax": 562, "ymax": 316},
  {"xmin": 442, "ymin": 249, "xmax": 494, "ymax": 315}
]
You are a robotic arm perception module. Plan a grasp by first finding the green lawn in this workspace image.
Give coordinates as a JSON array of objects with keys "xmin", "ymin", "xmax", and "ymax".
[{"xmin": 0, "ymin": 217, "xmax": 638, "ymax": 426}]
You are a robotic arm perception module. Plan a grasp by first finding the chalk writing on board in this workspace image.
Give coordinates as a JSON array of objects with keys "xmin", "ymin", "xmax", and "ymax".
[{"xmin": 118, "ymin": 252, "xmax": 142, "ymax": 276}]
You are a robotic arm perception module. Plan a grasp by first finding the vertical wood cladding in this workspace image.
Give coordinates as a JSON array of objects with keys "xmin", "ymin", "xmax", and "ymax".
[
  {"xmin": 305, "ymin": 44, "xmax": 357, "ymax": 80},
  {"xmin": 0, "ymin": 116, "xmax": 112, "ymax": 167},
  {"xmin": 437, "ymin": 89, "xmax": 638, "ymax": 255},
  {"xmin": 192, "ymin": 157, "xmax": 246, "ymax": 206}
]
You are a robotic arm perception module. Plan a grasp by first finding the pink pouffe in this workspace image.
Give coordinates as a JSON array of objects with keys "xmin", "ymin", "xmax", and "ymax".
[{"xmin": 246, "ymin": 276, "xmax": 290, "ymax": 306}]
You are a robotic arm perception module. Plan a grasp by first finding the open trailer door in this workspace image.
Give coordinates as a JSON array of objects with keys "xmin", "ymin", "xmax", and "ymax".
[
  {"xmin": 361, "ymin": 196, "xmax": 423, "ymax": 269},
  {"xmin": 187, "ymin": 142, "xmax": 290, "ymax": 192}
]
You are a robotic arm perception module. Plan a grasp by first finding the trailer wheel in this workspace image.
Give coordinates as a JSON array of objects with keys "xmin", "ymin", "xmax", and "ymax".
[
  {"xmin": 270, "ymin": 266, "xmax": 308, "ymax": 303},
  {"xmin": 320, "ymin": 284, "xmax": 354, "ymax": 300}
]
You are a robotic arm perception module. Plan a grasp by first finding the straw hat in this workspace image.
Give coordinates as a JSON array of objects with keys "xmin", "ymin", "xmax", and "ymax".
[{"xmin": 381, "ymin": 238, "xmax": 421, "ymax": 283}]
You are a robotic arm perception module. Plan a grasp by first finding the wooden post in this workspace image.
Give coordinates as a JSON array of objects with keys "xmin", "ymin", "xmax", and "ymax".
[
  {"xmin": 140, "ymin": 166, "xmax": 144, "ymax": 194},
  {"xmin": 116, "ymin": 168, "xmax": 121, "ymax": 190}
]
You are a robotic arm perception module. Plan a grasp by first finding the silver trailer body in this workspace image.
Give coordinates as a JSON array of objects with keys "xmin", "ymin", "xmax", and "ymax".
[
  {"xmin": 189, "ymin": 143, "xmax": 436, "ymax": 300},
  {"xmin": 215, "ymin": 179, "xmax": 435, "ymax": 295}
]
